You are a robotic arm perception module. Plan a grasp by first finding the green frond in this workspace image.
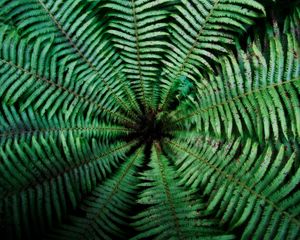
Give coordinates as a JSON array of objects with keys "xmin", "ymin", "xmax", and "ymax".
[
  {"xmin": 0, "ymin": 24, "xmax": 136, "ymax": 125},
  {"xmin": 165, "ymin": 137, "xmax": 300, "ymax": 239},
  {"xmin": 0, "ymin": 0, "xmax": 141, "ymax": 117},
  {"xmin": 0, "ymin": 103, "xmax": 133, "ymax": 145},
  {"xmin": 173, "ymin": 22, "xmax": 300, "ymax": 143},
  {"xmin": 1, "ymin": 138, "xmax": 136, "ymax": 238},
  {"xmin": 103, "ymin": 0, "xmax": 172, "ymax": 110},
  {"xmin": 132, "ymin": 143, "xmax": 234, "ymax": 239},
  {"xmin": 158, "ymin": 0, "xmax": 265, "ymax": 110},
  {"xmin": 44, "ymin": 147, "xmax": 144, "ymax": 240}
]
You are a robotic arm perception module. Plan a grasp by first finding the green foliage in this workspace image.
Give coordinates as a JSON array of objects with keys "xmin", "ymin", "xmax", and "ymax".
[
  {"xmin": 132, "ymin": 144, "xmax": 234, "ymax": 239},
  {"xmin": 44, "ymin": 147, "xmax": 144, "ymax": 240},
  {"xmin": 174, "ymin": 25, "xmax": 300, "ymax": 142},
  {"xmin": 164, "ymin": 136, "xmax": 300, "ymax": 239},
  {"xmin": 0, "ymin": 0, "xmax": 299, "ymax": 239}
]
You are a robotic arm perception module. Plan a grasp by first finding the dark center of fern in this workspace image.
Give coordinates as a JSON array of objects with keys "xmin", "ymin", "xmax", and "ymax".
[
  {"xmin": 140, "ymin": 114, "xmax": 163, "ymax": 142},
  {"xmin": 128, "ymin": 110, "xmax": 172, "ymax": 144}
]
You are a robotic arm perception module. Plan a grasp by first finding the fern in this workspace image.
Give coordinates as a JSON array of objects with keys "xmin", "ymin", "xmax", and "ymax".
[
  {"xmin": 0, "ymin": 0, "xmax": 299, "ymax": 239},
  {"xmin": 173, "ymin": 24, "xmax": 300, "ymax": 142}
]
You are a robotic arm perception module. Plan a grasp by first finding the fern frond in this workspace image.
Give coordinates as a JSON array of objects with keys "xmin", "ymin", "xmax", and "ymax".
[
  {"xmin": 0, "ymin": 0, "xmax": 141, "ymax": 117},
  {"xmin": 132, "ymin": 143, "xmax": 234, "ymax": 239},
  {"xmin": 44, "ymin": 147, "xmax": 144, "ymax": 240},
  {"xmin": 0, "ymin": 104, "xmax": 133, "ymax": 145},
  {"xmin": 104, "ymin": 0, "xmax": 172, "ymax": 109},
  {"xmin": 0, "ymin": 24, "xmax": 135, "ymax": 125},
  {"xmin": 173, "ymin": 22, "xmax": 300, "ymax": 142},
  {"xmin": 1, "ymin": 138, "xmax": 136, "ymax": 238},
  {"xmin": 158, "ymin": 0, "xmax": 265, "ymax": 110},
  {"xmin": 165, "ymin": 137, "xmax": 300, "ymax": 239}
]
